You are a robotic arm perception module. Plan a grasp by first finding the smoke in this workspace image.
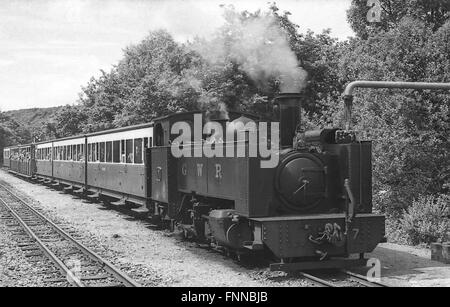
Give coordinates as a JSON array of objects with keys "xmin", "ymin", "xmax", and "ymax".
[{"xmin": 192, "ymin": 8, "xmax": 307, "ymax": 93}]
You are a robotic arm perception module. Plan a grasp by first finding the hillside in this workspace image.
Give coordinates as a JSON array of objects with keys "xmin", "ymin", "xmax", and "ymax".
[{"xmin": 4, "ymin": 106, "xmax": 63, "ymax": 132}]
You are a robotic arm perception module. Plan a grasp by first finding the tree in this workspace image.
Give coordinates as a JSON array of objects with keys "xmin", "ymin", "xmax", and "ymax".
[
  {"xmin": 315, "ymin": 18, "xmax": 450, "ymax": 220},
  {"xmin": 0, "ymin": 112, "xmax": 32, "ymax": 150},
  {"xmin": 347, "ymin": 0, "xmax": 450, "ymax": 39},
  {"xmin": 54, "ymin": 105, "xmax": 88, "ymax": 137}
]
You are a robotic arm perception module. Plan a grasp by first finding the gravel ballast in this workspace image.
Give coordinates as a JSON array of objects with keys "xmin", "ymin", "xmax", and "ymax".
[
  {"xmin": 0, "ymin": 171, "xmax": 311, "ymax": 287},
  {"xmin": 2, "ymin": 170, "xmax": 448, "ymax": 287}
]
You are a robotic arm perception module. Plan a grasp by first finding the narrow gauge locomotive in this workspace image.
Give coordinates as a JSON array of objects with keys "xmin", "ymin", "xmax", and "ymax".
[
  {"xmin": 9, "ymin": 80, "xmax": 448, "ymax": 270},
  {"xmin": 149, "ymin": 93, "xmax": 384, "ymax": 270},
  {"xmin": 2, "ymin": 99, "xmax": 384, "ymax": 271}
]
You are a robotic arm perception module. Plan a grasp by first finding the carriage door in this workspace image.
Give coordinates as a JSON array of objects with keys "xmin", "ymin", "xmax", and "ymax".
[{"xmin": 145, "ymin": 145, "xmax": 152, "ymax": 200}]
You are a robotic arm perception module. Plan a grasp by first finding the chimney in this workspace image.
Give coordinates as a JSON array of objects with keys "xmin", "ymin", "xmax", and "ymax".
[{"xmin": 274, "ymin": 93, "xmax": 302, "ymax": 148}]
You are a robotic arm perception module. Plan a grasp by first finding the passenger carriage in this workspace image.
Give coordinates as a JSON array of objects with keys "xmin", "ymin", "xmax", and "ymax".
[
  {"xmin": 85, "ymin": 123, "xmax": 153, "ymax": 207},
  {"xmin": 32, "ymin": 123, "xmax": 153, "ymax": 207},
  {"xmin": 51, "ymin": 136, "xmax": 86, "ymax": 190},
  {"xmin": 35, "ymin": 141, "xmax": 53, "ymax": 180},
  {"xmin": 9, "ymin": 144, "xmax": 34, "ymax": 178}
]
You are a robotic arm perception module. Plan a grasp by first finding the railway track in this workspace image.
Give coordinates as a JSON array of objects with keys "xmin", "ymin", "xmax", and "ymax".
[
  {"xmin": 300, "ymin": 270, "xmax": 388, "ymax": 287},
  {"xmin": 0, "ymin": 183, "xmax": 140, "ymax": 287}
]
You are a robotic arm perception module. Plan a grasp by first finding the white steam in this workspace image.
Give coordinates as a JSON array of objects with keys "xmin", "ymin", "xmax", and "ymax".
[{"xmin": 192, "ymin": 9, "xmax": 307, "ymax": 93}]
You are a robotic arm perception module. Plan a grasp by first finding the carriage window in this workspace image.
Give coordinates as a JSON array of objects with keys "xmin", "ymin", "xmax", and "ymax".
[
  {"xmin": 113, "ymin": 140, "xmax": 120, "ymax": 163},
  {"xmin": 149, "ymin": 137, "xmax": 153, "ymax": 148},
  {"xmin": 97, "ymin": 143, "xmax": 101, "ymax": 162},
  {"xmin": 92, "ymin": 143, "xmax": 96, "ymax": 161},
  {"xmin": 73, "ymin": 145, "xmax": 77, "ymax": 161},
  {"xmin": 106, "ymin": 141, "xmax": 112, "ymax": 162},
  {"xmin": 126, "ymin": 139, "xmax": 133, "ymax": 163},
  {"xmin": 75, "ymin": 145, "xmax": 80, "ymax": 161},
  {"xmin": 80, "ymin": 144, "xmax": 85, "ymax": 161},
  {"xmin": 120, "ymin": 140, "xmax": 125, "ymax": 163},
  {"xmin": 134, "ymin": 138, "xmax": 143, "ymax": 164},
  {"xmin": 88, "ymin": 144, "xmax": 92, "ymax": 162},
  {"xmin": 99, "ymin": 142, "xmax": 105, "ymax": 162},
  {"xmin": 144, "ymin": 138, "xmax": 148, "ymax": 149}
]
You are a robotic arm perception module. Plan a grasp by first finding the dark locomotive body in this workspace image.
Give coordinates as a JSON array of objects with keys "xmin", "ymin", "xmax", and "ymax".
[
  {"xmin": 2, "ymin": 93, "xmax": 386, "ymax": 270},
  {"xmin": 148, "ymin": 94, "xmax": 385, "ymax": 270}
]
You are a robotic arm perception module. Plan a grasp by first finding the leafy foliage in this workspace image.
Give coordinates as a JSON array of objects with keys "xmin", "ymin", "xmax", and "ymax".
[
  {"xmin": 0, "ymin": 112, "xmax": 32, "ymax": 161},
  {"xmin": 347, "ymin": 0, "xmax": 450, "ymax": 39},
  {"xmin": 393, "ymin": 194, "xmax": 450, "ymax": 244},
  {"xmin": 49, "ymin": 5, "xmax": 344, "ymax": 136},
  {"xmin": 1, "ymin": 3, "xmax": 449, "ymax": 245}
]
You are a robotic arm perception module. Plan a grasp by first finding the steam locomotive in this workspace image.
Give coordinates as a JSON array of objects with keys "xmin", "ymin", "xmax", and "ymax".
[{"xmin": 7, "ymin": 81, "xmax": 420, "ymax": 271}]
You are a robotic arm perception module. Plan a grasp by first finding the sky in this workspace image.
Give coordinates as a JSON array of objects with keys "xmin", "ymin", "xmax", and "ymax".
[{"xmin": 0, "ymin": 0, "xmax": 353, "ymax": 111}]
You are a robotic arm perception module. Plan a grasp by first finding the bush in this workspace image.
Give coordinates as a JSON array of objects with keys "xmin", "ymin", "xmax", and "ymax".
[{"xmin": 395, "ymin": 194, "xmax": 450, "ymax": 245}]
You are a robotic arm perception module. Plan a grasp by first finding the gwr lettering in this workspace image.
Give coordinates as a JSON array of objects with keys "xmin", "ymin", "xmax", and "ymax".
[
  {"xmin": 196, "ymin": 163, "xmax": 203, "ymax": 177},
  {"xmin": 215, "ymin": 163, "xmax": 222, "ymax": 179}
]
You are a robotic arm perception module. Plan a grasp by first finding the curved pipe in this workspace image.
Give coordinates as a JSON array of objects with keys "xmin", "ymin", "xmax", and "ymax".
[
  {"xmin": 342, "ymin": 81, "xmax": 450, "ymax": 130},
  {"xmin": 343, "ymin": 81, "xmax": 450, "ymax": 97}
]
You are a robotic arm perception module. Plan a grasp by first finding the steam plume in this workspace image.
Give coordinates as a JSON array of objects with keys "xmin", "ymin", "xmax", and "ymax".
[{"xmin": 192, "ymin": 7, "xmax": 307, "ymax": 93}]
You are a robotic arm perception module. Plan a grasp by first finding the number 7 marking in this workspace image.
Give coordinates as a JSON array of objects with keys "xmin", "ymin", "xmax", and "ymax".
[{"xmin": 353, "ymin": 228, "xmax": 360, "ymax": 239}]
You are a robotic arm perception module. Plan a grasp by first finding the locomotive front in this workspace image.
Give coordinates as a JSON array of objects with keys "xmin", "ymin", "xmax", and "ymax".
[
  {"xmin": 203, "ymin": 93, "xmax": 386, "ymax": 270},
  {"xmin": 150, "ymin": 89, "xmax": 386, "ymax": 270}
]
